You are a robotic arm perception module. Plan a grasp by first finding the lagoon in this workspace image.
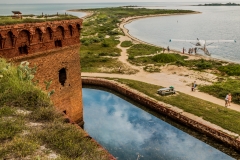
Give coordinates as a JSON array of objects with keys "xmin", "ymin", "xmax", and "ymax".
[{"xmin": 83, "ymin": 88, "xmax": 234, "ymax": 160}]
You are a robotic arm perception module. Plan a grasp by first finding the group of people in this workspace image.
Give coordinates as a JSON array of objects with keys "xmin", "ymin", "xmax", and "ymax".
[
  {"xmin": 182, "ymin": 47, "xmax": 197, "ymax": 54},
  {"xmin": 225, "ymin": 93, "xmax": 232, "ymax": 107}
]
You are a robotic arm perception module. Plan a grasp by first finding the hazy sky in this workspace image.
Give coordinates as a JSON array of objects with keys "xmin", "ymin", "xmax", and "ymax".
[{"xmin": 1, "ymin": 0, "xmax": 240, "ymax": 4}]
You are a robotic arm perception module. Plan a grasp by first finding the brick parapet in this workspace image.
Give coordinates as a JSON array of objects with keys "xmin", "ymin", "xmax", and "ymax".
[
  {"xmin": 0, "ymin": 19, "xmax": 82, "ymax": 59},
  {"xmin": 82, "ymin": 77, "xmax": 240, "ymax": 151}
]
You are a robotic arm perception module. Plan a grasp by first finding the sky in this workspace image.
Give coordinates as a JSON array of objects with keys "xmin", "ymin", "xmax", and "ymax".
[{"xmin": 1, "ymin": 0, "xmax": 240, "ymax": 4}]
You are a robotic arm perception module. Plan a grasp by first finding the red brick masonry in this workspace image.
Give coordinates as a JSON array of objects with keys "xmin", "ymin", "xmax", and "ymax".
[
  {"xmin": 0, "ymin": 19, "xmax": 84, "ymax": 125},
  {"xmin": 82, "ymin": 77, "xmax": 240, "ymax": 152}
]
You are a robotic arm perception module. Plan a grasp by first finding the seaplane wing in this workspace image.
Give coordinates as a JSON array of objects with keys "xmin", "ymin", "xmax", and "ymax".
[
  {"xmin": 205, "ymin": 40, "xmax": 236, "ymax": 43},
  {"xmin": 169, "ymin": 39, "xmax": 199, "ymax": 43}
]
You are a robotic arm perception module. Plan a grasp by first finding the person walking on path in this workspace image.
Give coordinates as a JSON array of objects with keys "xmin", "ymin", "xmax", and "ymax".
[
  {"xmin": 167, "ymin": 46, "xmax": 170, "ymax": 52},
  {"xmin": 191, "ymin": 81, "xmax": 197, "ymax": 91},
  {"xmin": 228, "ymin": 93, "xmax": 232, "ymax": 106},
  {"xmin": 225, "ymin": 93, "xmax": 230, "ymax": 107}
]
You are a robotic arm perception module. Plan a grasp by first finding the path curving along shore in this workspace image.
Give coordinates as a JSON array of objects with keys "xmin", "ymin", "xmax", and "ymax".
[{"xmin": 80, "ymin": 10, "xmax": 240, "ymax": 112}]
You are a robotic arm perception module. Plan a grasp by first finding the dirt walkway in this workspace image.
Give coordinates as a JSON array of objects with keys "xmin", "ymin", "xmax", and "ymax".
[
  {"xmin": 82, "ymin": 13, "xmax": 240, "ymax": 112},
  {"xmin": 83, "ymin": 34, "xmax": 240, "ymax": 111}
]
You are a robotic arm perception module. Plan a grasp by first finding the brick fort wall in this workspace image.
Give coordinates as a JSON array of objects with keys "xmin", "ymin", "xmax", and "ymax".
[{"xmin": 0, "ymin": 19, "xmax": 84, "ymax": 125}]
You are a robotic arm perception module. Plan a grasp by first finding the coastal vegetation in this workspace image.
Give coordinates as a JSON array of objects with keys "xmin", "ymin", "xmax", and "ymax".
[
  {"xmin": 79, "ymin": 6, "xmax": 240, "ymax": 102},
  {"xmin": 0, "ymin": 59, "xmax": 109, "ymax": 159},
  {"xmin": 0, "ymin": 14, "xmax": 78, "ymax": 26},
  {"xmin": 79, "ymin": 7, "xmax": 194, "ymax": 72},
  {"xmin": 196, "ymin": 3, "xmax": 240, "ymax": 6}
]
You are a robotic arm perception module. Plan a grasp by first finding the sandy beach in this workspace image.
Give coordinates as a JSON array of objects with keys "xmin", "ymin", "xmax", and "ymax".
[{"xmin": 80, "ymin": 11, "xmax": 240, "ymax": 112}]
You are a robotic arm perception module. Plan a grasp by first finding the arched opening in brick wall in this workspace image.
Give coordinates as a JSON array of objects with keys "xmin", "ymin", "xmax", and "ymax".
[
  {"xmin": 56, "ymin": 26, "xmax": 64, "ymax": 39},
  {"xmin": 55, "ymin": 26, "xmax": 64, "ymax": 47},
  {"xmin": 44, "ymin": 27, "xmax": 53, "ymax": 41},
  {"xmin": 32, "ymin": 28, "xmax": 43, "ymax": 43},
  {"xmin": 68, "ymin": 25, "xmax": 73, "ymax": 37},
  {"xmin": 4, "ymin": 31, "xmax": 14, "ymax": 48},
  {"xmin": 0, "ymin": 34, "xmax": 2, "ymax": 49},
  {"xmin": 59, "ymin": 68, "xmax": 67, "ymax": 86},
  {"xmin": 76, "ymin": 24, "xmax": 81, "ymax": 33},
  {"xmin": 17, "ymin": 30, "xmax": 30, "ymax": 55}
]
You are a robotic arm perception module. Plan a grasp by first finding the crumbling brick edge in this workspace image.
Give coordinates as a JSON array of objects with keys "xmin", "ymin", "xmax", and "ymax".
[{"xmin": 82, "ymin": 77, "xmax": 240, "ymax": 152}]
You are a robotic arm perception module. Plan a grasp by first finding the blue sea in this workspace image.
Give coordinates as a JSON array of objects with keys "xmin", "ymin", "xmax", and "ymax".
[{"xmin": 0, "ymin": 2, "xmax": 239, "ymax": 62}]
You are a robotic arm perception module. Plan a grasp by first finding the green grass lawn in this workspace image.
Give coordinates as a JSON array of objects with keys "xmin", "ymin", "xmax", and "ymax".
[{"xmin": 114, "ymin": 78, "xmax": 240, "ymax": 135}]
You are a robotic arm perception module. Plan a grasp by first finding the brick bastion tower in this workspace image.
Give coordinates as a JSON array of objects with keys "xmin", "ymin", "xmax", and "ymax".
[{"xmin": 0, "ymin": 19, "xmax": 84, "ymax": 125}]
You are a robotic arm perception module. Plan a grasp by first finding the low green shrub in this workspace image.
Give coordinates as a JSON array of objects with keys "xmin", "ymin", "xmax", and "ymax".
[
  {"xmin": 127, "ymin": 44, "xmax": 161, "ymax": 56},
  {"xmin": 0, "ymin": 137, "xmax": 39, "ymax": 158},
  {"xmin": 0, "ymin": 106, "xmax": 15, "ymax": 118},
  {"xmin": 0, "ymin": 118, "xmax": 25, "ymax": 141},
  {"xmin": 199, "ymin": 79, "xmax": 240, "ymax": 104},
  {"xmin": 28, "ymin": 106, "xmax": 62, "ymax": 122},
  {"xmin": 101, "ymin": 41, "xmax": 110, "ymax": 47},
  {"xmin": 121, "ymin": 41, "xmax": 133, "ymax": 47},
  {"xmin": 218, "ymin": 64, "xmax": 240, "ymax": 76},
  {"xmin": 195, "ymin": 59, "xmax": 213, "ymax": 70},
  {"xmin": 152, "ymin": 54, "xmax": 177, "ymax": 63}
]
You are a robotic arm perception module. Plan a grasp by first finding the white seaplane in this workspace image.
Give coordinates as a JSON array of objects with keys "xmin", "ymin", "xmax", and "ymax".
[{"xmin": 169, "ymin": 38, "xmax": 236, "ymax": 56}]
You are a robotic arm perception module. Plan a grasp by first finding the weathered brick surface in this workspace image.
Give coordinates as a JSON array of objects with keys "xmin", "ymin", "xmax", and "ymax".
[
  {"xmin": 82, "ymin": 77, "xmax": 240, "ymax": 152},
  {"xmin": 0, "ymin": 19, "xmax": 83, "ymax": 124},
  {"xmin": 0, "ymin": 19, "xmax": 82, "ymax": 58}
]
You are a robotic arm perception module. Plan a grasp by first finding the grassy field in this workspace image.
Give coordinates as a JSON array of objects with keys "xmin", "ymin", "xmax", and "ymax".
[
  {"xmin": 79, "ymin": 7, "xmax": 194, "ymax": 72},
  {"xmin": 79, "ymin": 6, "xmax": 240, "ymax": 103},
  {"xmin": 113, "ymin": 78, "xmax": 240, "ymax": 135},
  {"xmin": 0, "ymin": 59, "xmax": 109, "ymax": 159}
]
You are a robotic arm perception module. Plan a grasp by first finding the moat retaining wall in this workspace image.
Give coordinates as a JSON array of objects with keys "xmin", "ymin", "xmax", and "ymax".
[{"xmin": 82, "ymin": 77, "xmax": 240, "ymax": 151}]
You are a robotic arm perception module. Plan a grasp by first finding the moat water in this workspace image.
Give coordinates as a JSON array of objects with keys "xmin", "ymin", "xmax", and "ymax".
[{"xmin": 83, "ymin": 87, "xmax": 235, "ymax": 160}]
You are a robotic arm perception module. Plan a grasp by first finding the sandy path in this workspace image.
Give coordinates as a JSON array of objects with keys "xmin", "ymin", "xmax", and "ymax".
[{"xmin": 82, "ymin": 12, "xmax": 240, "ymax": 112}]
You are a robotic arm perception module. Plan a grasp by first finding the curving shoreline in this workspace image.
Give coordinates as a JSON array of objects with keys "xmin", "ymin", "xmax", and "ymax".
[
  {"xmin": 69, "ymin": 9, "xmax": 200, "ymax": 54},
  {"xmin": 119, "ymin": 12, "xmax": 201, "ymax": 52},
  {"xmin": 118, "ymin": 11, "xmax": 239, "ymax": 63}
]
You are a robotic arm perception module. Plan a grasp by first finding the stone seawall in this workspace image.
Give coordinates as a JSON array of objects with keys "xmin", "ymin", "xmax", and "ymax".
[{"xmin": 82, "ymin": 77, "xmax": 240, "ymax": 151}]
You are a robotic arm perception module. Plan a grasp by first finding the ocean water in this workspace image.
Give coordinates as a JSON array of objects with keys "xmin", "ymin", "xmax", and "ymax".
[
  {"xmin": 0, "ymin": 3, "xmax": 159, "ymax": 16},
  {"xmin": 124, "ymin": 4, "xmax": 240, "ymax": 62},
  {"xmin": 0, "ymin": 2, "xmax": 239, "ymax": 62}
]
